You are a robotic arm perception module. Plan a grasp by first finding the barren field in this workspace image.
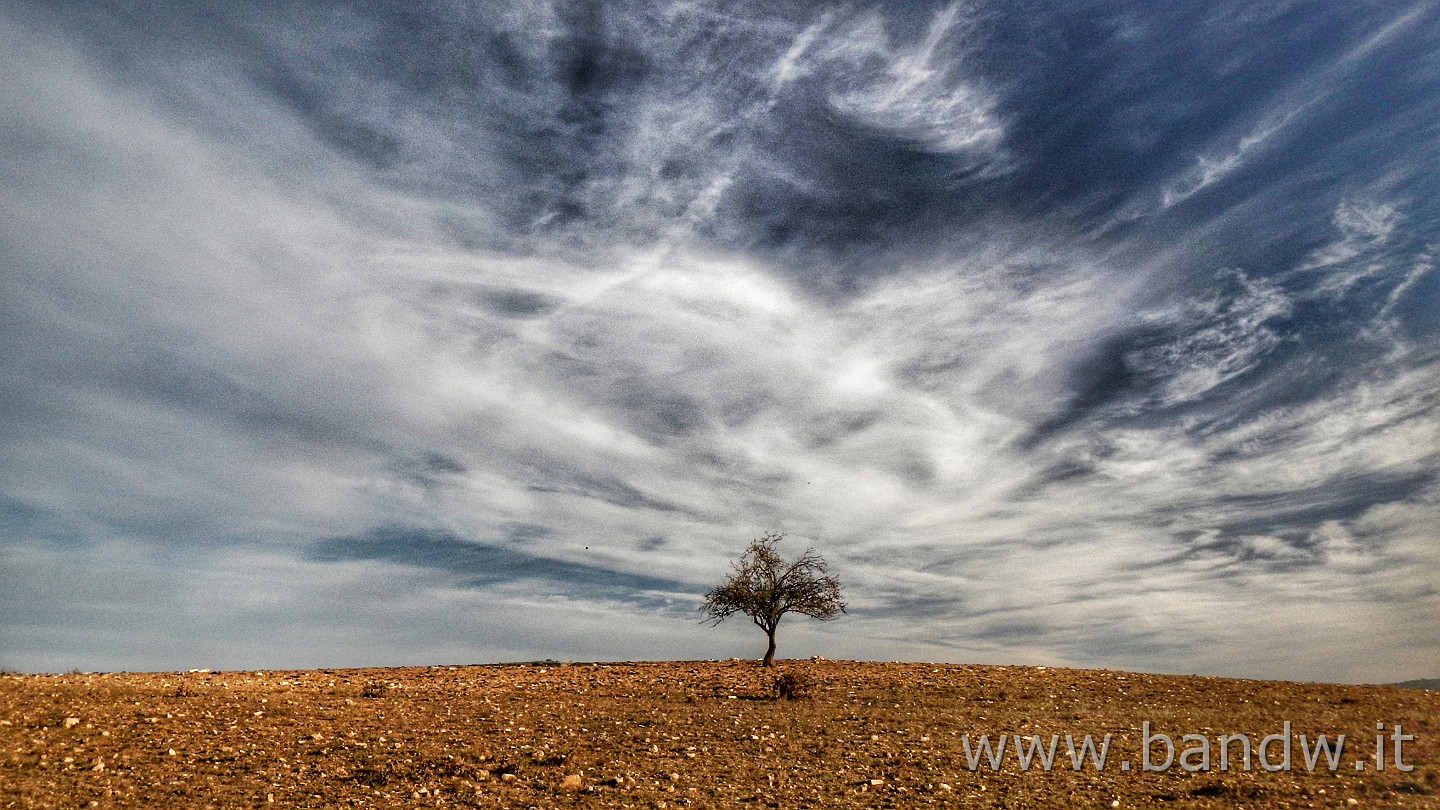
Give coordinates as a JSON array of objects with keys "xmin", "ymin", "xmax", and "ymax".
[{"xmin": 2, "ymin": 660, "xmax": 1437, "ymax": 808}]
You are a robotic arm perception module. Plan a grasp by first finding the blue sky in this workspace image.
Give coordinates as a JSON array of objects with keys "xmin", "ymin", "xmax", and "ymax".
[{"xmin": 1, "ymin": 0, "xmax": 1437, "ymax": 681}]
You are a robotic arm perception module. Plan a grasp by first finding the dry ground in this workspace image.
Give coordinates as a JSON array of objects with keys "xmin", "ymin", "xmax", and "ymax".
[{"xmin": 2, "ymin": 660, "xmax": 1437, "ymax": 808}]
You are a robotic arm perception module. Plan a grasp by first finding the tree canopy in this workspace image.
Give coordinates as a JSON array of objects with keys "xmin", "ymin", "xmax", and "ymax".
[{"xmin": 700, "ymin": 532, "xmax": 845, "ymax": 667}]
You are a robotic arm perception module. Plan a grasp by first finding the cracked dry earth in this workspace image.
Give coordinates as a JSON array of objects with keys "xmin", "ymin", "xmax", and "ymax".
[{"xmin": 2, "ymin": 660, "xmax": 1437, "ymax": 808}]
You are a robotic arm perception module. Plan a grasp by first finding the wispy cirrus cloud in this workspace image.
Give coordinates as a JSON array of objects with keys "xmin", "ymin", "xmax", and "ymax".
[{"xmin": 1, "ymin": 0, "xmax": 1437, "ymax": 681}]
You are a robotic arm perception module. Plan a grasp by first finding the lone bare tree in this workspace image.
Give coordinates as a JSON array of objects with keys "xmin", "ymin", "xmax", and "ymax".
[{"xmin": 700, "ymin": 532, "xmax": 845, "ymax": 667}]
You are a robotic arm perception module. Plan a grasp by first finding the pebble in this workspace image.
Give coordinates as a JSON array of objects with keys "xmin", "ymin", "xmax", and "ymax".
[
  {"xmin": 560, "ymin": 773, "xmax": 584, "ymax": 790},
  {"xmin": 63, "ymin": 717, "xmax": 80, "ymax": 728}
]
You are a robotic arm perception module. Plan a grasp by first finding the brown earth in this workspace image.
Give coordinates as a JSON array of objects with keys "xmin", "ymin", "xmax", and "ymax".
[{"xmin": 2, "ymin": 660, "xmax": 1437, "ymax": 808}]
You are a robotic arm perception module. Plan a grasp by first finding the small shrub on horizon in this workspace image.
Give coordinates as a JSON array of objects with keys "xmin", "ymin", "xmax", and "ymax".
[{"xmin": 771, "ymin": 669, "xmax": 816, "ymax": 701}]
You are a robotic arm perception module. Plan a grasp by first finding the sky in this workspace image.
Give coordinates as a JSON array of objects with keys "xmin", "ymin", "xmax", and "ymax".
[{"xmin": 1, "ymin": 0, "xmax": 1437, "ymax": 683}]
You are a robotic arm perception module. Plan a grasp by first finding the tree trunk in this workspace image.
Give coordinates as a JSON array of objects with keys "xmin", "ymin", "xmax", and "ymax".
[{"xmin": 762, "ymin": 628, "xmax": 777, "ymax": 667}]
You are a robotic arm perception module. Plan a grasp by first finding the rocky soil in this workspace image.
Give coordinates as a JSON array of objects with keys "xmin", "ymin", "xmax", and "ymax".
[{"xmin": 2, "ymin": 660, "xmax": 1437, "ymax": 808}]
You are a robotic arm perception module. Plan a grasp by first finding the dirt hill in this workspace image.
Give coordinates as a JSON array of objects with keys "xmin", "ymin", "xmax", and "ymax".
[{"xmin": 2, "ymin": 660, "xmax": 1437, "ymax": 808}]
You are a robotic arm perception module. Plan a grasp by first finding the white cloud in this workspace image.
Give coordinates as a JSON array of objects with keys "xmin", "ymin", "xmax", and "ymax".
[
  {"xmin": 1159, "ymin": 108, "xmax": 1300, "ymax": 209},
  {"xmin": 1127, "ymin": 271, "xmax": 1293, "ymax": 406},
  {"xmin": 1, "ymin": 3, "xmax": 1436, "ymax": 683},
  {"xmin": 1295, "ymin": 199, "xmax": 1404, "ymax": 295},
  {"xmin": 825, "ymin": 4, "xmax": 1009, "ymax": 161}
]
